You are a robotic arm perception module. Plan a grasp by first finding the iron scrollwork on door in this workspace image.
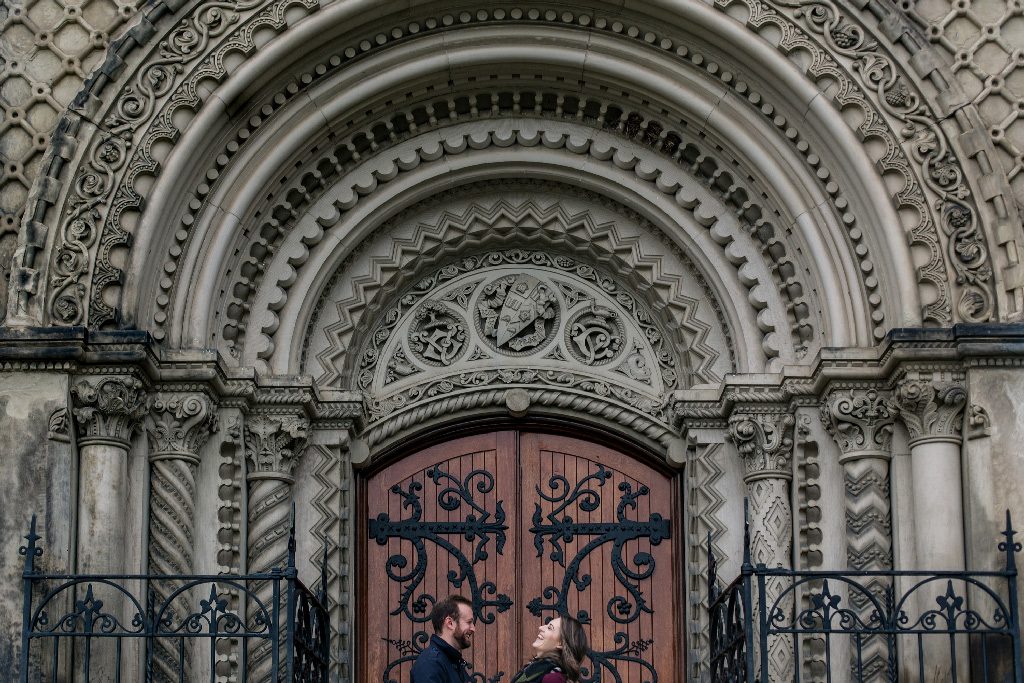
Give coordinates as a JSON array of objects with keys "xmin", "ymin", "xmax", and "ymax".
[
  {"xmin": 528, "ymin": 465, "xmax": 669, "ymax": 682},
  {"xmin": 369, "ymin": 466, "xmax": 511, "ymax": 682}
]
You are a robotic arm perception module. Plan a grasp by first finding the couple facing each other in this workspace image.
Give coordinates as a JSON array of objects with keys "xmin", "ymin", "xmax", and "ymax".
[{"xmin": 409, "ymin": 595, "xmax": 588, "ymax": 683}]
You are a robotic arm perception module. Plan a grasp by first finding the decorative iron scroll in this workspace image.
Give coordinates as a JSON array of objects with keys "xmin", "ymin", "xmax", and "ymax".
[
  {"xmin": 528, "ymin": 465, "xmax": 670, "ymax": 682},
  {"xmin": 18, "ymin": 513, "xmax": 331, "ymax": 683},
  {"xmin": 707, "ymin": 509, "xmax": 1024, "ymax": 683},
  {"xmin": 369, "ymin": 466, "xmax": 512, "ymax": 682}
]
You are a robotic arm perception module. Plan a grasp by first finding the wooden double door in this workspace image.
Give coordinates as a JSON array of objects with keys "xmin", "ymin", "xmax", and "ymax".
[{"xmin": 364, "ymin": 431, "xmax": 680, "ymax": 682}]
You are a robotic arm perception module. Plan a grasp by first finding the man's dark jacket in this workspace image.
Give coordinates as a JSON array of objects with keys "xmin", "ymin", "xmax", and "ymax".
[{"xmin": 410, "ymin": 633, "xmax": 471, "ymax": 682}]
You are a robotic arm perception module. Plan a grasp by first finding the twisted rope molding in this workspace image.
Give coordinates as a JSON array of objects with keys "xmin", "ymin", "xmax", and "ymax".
[{"xmin": 363, "ymin": 386, "xmax": 672, "ymax": 449}]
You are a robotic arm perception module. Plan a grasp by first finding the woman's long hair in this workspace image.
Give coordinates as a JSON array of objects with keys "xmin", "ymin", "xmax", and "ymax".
[
  {"xmin": 557, "ymin": 615, "xmax": 588, "ymax": 681},
  {"xmin": 536, "ymin": 614, "xmax": 588, "ymax": 682}
]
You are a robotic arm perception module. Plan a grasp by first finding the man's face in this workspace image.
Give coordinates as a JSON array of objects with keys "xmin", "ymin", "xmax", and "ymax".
[{"xmin": 449, "ymin": 603, "xmax": 476, "ymax": 651}]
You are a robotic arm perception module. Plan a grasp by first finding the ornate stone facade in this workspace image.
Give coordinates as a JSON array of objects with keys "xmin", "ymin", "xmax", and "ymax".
[{"xmin": 2, "ymin": 1, "xmax": 1024, "ymax": 680}]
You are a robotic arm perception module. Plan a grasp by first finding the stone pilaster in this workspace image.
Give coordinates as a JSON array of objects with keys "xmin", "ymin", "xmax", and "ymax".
[
  {"xmin": 70, "ymin": 376, "xmax": 148, "ymax": 573},
  {"xmin": 727, "ymin": 408, "xmax": 794, "ymax": 682},
  {"xmin": 822, "ymin": 388, "xmax": 896, "ymax": 683},
  {"xmin": 145, "ymin": 392, "xmax": 218, "ymax": 683}
]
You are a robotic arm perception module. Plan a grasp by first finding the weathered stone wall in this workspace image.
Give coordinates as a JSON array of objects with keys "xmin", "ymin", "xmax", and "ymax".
[{"xmin": 0, "ymin": 371, "xmax": 72, "ymax": 673}]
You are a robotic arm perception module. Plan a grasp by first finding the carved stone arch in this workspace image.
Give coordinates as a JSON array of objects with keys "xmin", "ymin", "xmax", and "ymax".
[
  {"xmin": 256, "ymin": 132, "xmax": 806, "ymax": 380},
  {"xmin": 165, "ymin": 56, "xmax": 888, "ymax": 364},
  {"xmin": 17, "ymin": 0, "xmax": 1003, "ymax": 342}
]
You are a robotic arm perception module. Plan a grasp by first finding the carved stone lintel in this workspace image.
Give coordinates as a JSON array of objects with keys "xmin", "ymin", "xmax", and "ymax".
[
  {"xmin": 147, "ymin": 393, "xmax": 219, "ymax": 460},
  {"xmin": 243, "ymin": 413, "xmax": 310, "ymax": 481},
  {"xmin": 821, "ymin": 389, "xmax": 896, "ymax": 463},
  {"xmin": 894, "ymin": 375, "xmax": 967, "ymax": 447},
  {"xmin": 71, "ymin": 376, "xmax": 149, "ymax": 448},
  {"xmin": 727, "ymin": 410, "xmax": 795, "ymax": 482}
]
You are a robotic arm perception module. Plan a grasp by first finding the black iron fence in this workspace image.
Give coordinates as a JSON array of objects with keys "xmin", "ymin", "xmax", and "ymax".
[
  {"xmin": 19, "ymin": 515, "xmax": 331, "ymax": 683},
  {"xmin": 708, "ymin": 510, "xmax": 1024, "ymax": 683}
]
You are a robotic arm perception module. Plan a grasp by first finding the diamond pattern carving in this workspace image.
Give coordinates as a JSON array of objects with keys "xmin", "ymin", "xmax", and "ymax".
[
  {"xmin": 912, "ymin": 0, "xmax": 1024, "ymax": 208},
  {"xmin": 0, "ymin": 0, "xmax": 136, "ymax": 233}
]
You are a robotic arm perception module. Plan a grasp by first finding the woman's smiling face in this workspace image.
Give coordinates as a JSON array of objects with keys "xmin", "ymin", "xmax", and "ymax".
[{"xmin": 532, "ymin": 617, "xmax": 563, "ymax": 656}]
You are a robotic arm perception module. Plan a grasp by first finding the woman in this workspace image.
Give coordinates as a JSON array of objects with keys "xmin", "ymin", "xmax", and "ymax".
[{"xmin": 511, "ymin": 614, "xmax": 588, "ymax": 683}]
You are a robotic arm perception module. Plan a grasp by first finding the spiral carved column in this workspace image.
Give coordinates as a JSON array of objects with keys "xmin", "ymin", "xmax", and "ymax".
[
  {"xmin": 728, "ymin": 408, "xmax": 795, "ymax": 683},
  {"xmin": 145, "ymin": 393, "xmax": 218, "ymax": 683},
  {"xmin": 822, "ymin": 388, "xmax": 897, "ymax": 683},
  {"xmin": 244, "ymin": 413, "xmax": 309, "ymax": 681}
]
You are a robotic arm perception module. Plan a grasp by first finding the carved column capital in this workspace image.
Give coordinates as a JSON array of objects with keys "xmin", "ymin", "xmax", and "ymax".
[
  {"xmin": 727, "ymin": 410, "xmax": 795, "ymax": 482},
  {"xmin": 894, "ymin": 374, "xmax": 967, "ymax": 447},
  {"xmin": 146, "ymin": 393, "xmax": 219, "ymax": 462},
  {"xmin": 71, "ymin": 376, "xmax": 149, "ymax": 447},
  {"xmin": 244, "ymin": 413, "xmax": 309, "ymax": 482},
  {"xmin": 821, "ymin": 389, "xmax": 897, "ymax": 463}
]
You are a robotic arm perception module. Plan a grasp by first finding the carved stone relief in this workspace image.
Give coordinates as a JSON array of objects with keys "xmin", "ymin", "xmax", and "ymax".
[
  {"xmin": 306, "ymin": 190, "xmax": 730, "ymax": 387},
  {"xmin": 356, "ymin": 253, "xmax": 677, "ymax": 424}
]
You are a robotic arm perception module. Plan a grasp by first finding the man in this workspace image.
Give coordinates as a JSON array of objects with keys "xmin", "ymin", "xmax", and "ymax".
[{"xmin": 410, "ymin": 594, "xmax": 476, "ymax": 682}]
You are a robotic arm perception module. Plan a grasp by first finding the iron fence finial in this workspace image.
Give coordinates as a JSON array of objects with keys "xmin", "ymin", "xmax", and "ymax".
[
  {"xmin": 19, "ymin": 514, "xmax": 42, "ymax": 574},
  {"xmin": 1000, "ymin": 508, "xmax": 1021, "ymax": 573}
]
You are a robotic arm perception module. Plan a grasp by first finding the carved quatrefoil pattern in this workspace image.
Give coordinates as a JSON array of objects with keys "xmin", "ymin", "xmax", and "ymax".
[{"xmin": 358, "ymin": 251, "xmax": 679, "ymax": 404}]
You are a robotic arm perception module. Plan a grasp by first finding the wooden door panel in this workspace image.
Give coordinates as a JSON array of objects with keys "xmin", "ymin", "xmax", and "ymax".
[
  {"xmin": 519, "ymin": 433, "xmax": 677, "ymax": 681},
  {"xmin": 365, "ymin": 431, "xmax": 679, "ymax": 682},
  {"xmin": 367, "ymin": 432, "xmax": 518, "ymax": 682}
]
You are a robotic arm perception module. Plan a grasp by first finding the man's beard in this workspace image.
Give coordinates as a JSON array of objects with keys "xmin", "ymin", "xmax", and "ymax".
[{"xmin": 453, "ymin": 626, "xmax": 472, "ymax": 650}]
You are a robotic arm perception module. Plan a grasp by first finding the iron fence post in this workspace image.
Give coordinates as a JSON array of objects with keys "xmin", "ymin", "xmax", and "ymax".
[
  {"xmin": 285, "ymin": 507, "xmax": 298, "ymax": 683},
  {"xmin": 19, "ymin": 515, "xmax": 41, "ymax": 683},
  {"xmin": 272, "ymin": 569, "xmax": 282, "ymax": 678},
  {"xmin": 1000, "ymin": 510, "xmax": 1023, "ymax": 683},
  {"xmin": 742, "ymin": 500, "xmax": 755, "ymax": 683}
]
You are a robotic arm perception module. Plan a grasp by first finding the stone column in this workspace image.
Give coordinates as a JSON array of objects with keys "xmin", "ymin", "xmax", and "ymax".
[
  {"xmin": 70, "ymin": 376, "xmax": 148, "ymax": 573},
  {"xmin": 894, "ymin": 372, "xmax": 968, "ymax": 680},
  {"xmin": 145, "ymin": 393, "xmax": 218, "ymax": 683},
  {"xmin": 243, "ymin": 413, "xmax": 309, "ymax": 680},
  {"xmin": 822, "ymin": 388, "xmax": 897, "ymax": 682},
  {"xmin": 894, "ymin": 373, "xmax": 967, "ymax": 570},
  {"xmin": 728, "ymin": 409, "xmax": 795, "ymax": 682}
]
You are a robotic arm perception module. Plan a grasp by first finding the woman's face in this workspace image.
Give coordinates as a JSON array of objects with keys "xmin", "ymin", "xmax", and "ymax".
[{"xmin": 532, "ymin": 617, "xmax": 563, "ymax": 656}]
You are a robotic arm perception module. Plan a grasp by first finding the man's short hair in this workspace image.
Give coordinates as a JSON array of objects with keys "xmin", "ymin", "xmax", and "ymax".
[{"xmin": 430, "ymin": 595, "xmax": 473, "ymax": 633}]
